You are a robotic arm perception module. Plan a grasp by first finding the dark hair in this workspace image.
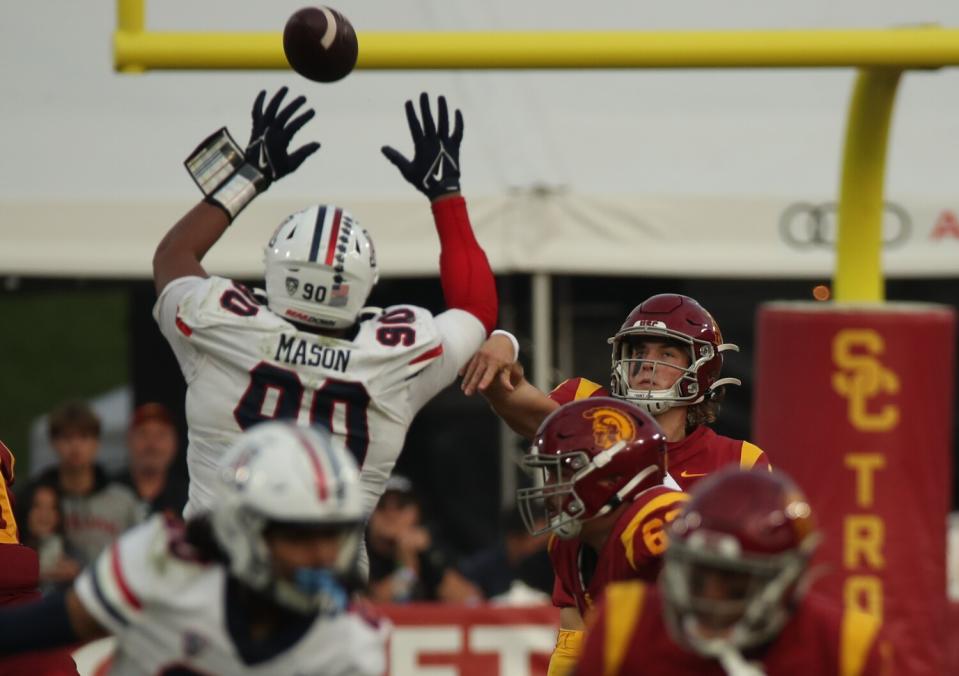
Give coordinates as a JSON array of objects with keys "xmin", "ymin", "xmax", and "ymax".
[
  {"xmin": 48, "ymin": 401, "xmax": 101, "ymax": 440},
  {"xmin": 22, "ymin": 484, "xmax": 65, "ymax": 547},
  {"xmin": 685, "ymin": 387, "xmax": 725, "ymax": 431},
  {"xmin": 129, "ymin": 402, "xmax": 176, "ymax": 431}
]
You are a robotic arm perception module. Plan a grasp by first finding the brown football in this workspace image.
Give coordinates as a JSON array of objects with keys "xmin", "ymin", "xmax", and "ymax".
[{"xmin": 283, "ymin": 6, "xmax": 358, "ymax": 83}]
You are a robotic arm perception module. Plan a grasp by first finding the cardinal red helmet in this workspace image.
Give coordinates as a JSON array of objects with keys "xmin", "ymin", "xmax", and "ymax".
[
  {"xmin": 516, "ymin": 397, "xmax": 667, "ymax": 540},
  {"xmin": 661, "ymin": 468, "xmax": 819, "ymax": 657},
  {"xmin": 608, "ymin": 294, "xmax": 741, "ymax": 414}
]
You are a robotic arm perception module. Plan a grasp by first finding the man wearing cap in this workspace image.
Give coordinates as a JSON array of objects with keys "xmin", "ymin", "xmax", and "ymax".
[{"xmin": 114, "ymin": 403, "xmax": 189, "ymax": 517}]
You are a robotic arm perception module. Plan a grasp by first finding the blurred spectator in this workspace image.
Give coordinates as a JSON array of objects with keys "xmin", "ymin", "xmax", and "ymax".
[
  {"xmin": 455, "ymin": 508, "xmax": 553, "ymax": 604},
  {"xmin": 366, "ymin": 475, "xmax": 480, "ymax": 603},
  {"xmin": 18, "ymin": 401, "xmax": 145, "ymax": 573},
  {"xmin": 21, "ymin": 485, "xmax": 80, "ymax": 595},
  {"xmin": 114, "ymin": 402, "xmax": 188, "ymax": 516}
]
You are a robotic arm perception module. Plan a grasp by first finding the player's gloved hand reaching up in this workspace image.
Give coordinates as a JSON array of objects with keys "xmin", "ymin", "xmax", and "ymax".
[
  {"xmin": 184, "ymin": 87, "xmax": 320, "ymax": 221},
  {"xmin": 382, "ymin": 93, "xmax": 463, "ymax": 201},
  {"xmin": 245, "ymin": 87, "xmax": 320, "ymax": 188}
]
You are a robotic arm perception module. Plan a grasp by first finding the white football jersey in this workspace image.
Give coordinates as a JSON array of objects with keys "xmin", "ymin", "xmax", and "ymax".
[
  {"xmin": 75, "ymin": 515, "xmax": 388, "ymax": 676},
  {"xmin": 154, "ymin": 276, "xmax": 485, "ymax": 518}
]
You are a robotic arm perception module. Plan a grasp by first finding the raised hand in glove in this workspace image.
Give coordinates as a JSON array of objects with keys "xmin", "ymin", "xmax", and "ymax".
[
  {"xmin": 245, "ymin": 87, "xmax": 320, "ymax": 187},
  {"xmin": 382, "ymin": 93, "xmax": 463, "ymax": 201},
  {"xmin": 185, "ymin": 87, "xmax": 320, "ymax": 221}
]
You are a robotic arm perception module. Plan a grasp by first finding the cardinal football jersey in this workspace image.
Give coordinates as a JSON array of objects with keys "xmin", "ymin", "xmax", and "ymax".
[
  {"xmin": 548, "ymin": 377, "xmax": 769, "ymax": 491},
  {"xmin": 0, "ymin": 442, "xmax": 19, "ymax": 547},
  {"xmin": 549, "ymin": 485, "xmax": 688, "ymax": 617},
  {"xmin": 155, "ymin": 276, "xmax": 485, "ymax": 518},
  {"xmin": 75, "ymin": 515, "xmax": 388, "ymax": 676},
  {"xmin": 576, "ymin": 581, "xmax": 890, "ymax": 676}
]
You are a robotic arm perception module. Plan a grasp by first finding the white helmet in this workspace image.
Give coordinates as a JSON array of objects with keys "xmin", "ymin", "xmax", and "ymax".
[
  {"xmin": 210, "ymin": 421, "xmax": 363, "ymax": 615},
  {"xmin": 264, "ymin": 205, "xmax": 379, "ymax": 329}
]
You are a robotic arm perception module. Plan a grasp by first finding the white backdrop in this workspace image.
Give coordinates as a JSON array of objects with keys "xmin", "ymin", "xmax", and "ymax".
[{"xmin": 1, "ymin": 1, "xmax": 958, "ymax": 278}]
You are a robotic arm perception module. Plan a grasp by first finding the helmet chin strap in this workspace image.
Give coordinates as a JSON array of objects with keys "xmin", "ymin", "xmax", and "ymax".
[
  {"xmin": 682, "ymin": 619, "xmax": 767, "ymax": 676},
  {"xmin": 554, "ymin": 518, "xmax": 582, "ymax": 540},
  {"xmin": 630, "ymin": 394, "xmax": 678, "ymax": 415},
  {"xmin": 595, "ymin": 464, "xmax": 660, "ymax": 518},
  {"xmin": 715, "ymin": 645, "xmax": 767, "ymax": 676},
  {"xmin": 553, "ymin": 462, "xmax": 659, "ymax": 539}
]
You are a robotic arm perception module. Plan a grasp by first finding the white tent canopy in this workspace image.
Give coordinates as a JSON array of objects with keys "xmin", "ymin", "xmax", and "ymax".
[{"xmin": 2, "ymin": 194, "xmax": 956, "ymax": 280}]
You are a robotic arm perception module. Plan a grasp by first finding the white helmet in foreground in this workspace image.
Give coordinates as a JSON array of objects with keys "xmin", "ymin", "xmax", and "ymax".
[
  {"xmin": 211, "ymin": 421, "xmax": 363, "ymax": 614},
  {"xmin": 264, "ymin": 205, "xmax": 379, "ymax": 329}
]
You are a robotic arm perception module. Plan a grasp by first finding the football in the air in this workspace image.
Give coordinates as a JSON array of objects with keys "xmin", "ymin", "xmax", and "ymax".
[{"xmin": 283, "ymin": 6, "xmax": 358, "ymax": 83}]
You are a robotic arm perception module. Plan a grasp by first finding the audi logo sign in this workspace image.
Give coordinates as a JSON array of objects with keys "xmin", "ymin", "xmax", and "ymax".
[{"xmin": 779, "ymin": 202, "xmax": 911, "ymax": 249}]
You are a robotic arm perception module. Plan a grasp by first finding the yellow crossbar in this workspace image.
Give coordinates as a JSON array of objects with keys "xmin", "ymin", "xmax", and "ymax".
[{"xmin": 114, "ymin": 28, "xmax": 959, "ymax": 72}]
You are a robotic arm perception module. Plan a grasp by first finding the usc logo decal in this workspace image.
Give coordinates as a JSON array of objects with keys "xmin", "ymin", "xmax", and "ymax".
[
  {"xmin": 583, "ymin": 407, "xmax": 636, "ymax": 448},
  {"xmin": 831, "ymin": 329, "xmax": 900, "ymax": 432}
]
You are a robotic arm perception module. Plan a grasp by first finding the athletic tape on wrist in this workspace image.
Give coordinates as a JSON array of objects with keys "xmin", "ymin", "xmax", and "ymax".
[
  {"xmin": 184, "ymin": 127, "xmax": 245, "ymax": 196},
  {"xmin": 209, "ymin": 164, "xmax": 269, "ymax": 220}
]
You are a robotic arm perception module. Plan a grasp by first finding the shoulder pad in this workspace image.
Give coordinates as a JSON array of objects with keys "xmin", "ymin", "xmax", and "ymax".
[
  {"xmin": 549, "ymin": 377, "xmax": 606, "ymax": 404},
  {"xmin": 740, "ymin": 441, "xmax": 768, "ymax": 470},
  {"xmin": 175, "ymin": 276, "xmax": 278, "ymax": 331},
  {"xmin": 0, "ymin": 441, "xmax": 14, "ymax": 486}
]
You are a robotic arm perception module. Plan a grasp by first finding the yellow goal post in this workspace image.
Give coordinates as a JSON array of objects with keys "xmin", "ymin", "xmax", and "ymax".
[{"xmin": 115, "ymin": 0, "xmax": 959, "ymax": 302}]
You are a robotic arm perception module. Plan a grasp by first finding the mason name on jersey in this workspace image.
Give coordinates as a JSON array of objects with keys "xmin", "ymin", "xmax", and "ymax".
[{"xmin": 274, "ymin": 334, "xmax": 351, "ymax": 372}]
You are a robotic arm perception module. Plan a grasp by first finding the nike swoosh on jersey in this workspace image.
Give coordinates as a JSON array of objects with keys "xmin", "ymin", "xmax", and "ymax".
[{"xmin": 680, "ymin": 470, "xmax": 707, "ymax": 478}]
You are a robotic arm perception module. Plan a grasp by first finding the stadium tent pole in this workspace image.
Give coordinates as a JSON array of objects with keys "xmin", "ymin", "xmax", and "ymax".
[
  {"xmin": 834, "ymin": 69, "xmax": 902, "ymax": 303},
  {"xmin": 531, "ymin": 273, "xmax": 553, "ymax": 395},
  {"xmin": 498, "ymin": 302, "xmax": 520, "ymax": 510}
]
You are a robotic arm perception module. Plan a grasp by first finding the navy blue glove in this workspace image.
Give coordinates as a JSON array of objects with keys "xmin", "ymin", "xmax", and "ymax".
[
  {"xmin": 245, "ymin": 87, "xmax": 321, "ymax": 188},
  {"xmin": 382, "ymin": 93, "xmax": 463, "ymax": 201}
]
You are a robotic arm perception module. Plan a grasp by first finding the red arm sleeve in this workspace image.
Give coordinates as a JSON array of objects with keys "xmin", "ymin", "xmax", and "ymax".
[{"xmin": 431, "ymin": 196, "xmax": 498, "ymax": 335}]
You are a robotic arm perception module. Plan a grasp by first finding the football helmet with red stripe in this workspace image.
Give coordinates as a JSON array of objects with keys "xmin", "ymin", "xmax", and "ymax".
[
  {"xmin": 609, "ymin": 294, "xmax": 741, "ymax": 414},
  {"xmin": 211, "ymin": 421, "xmax": 363, "ymax": 614},
  {"xmin": 264, "ymin": 205, "xmax": 379, "ymax": 329},
  {"xmin": 662, "ymin": 468, "xmax": 819, "ymax": 659},
  {"xmin": 517, "ymin": 397, "xmax": 667, "ymax": 540}
]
